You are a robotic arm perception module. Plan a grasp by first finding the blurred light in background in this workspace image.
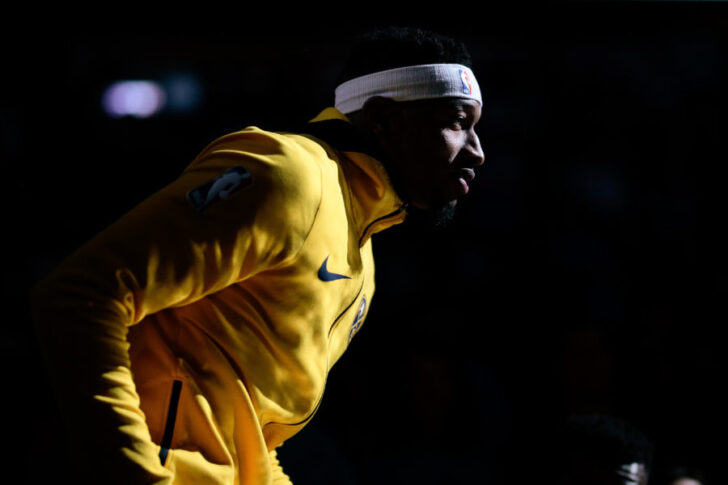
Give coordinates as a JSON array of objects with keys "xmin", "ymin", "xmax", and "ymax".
[
  {"xmin": 102, "ymin": 74, "xmax": 202, "ymax": 119},
  {"xmin": 102, "ymin": 80, "xmax": 166, "ymax": 118}
]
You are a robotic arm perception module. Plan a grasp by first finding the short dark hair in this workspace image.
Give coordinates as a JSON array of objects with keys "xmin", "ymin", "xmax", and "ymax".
[{"xmin": 337, "ymin": 26, "xmax": 473, "ymax": 85}]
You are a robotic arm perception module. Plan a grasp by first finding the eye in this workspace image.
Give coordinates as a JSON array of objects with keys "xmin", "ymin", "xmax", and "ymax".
[{"xmin": 446, "ymin": 115, "xmax": 467, "ymax": 130}]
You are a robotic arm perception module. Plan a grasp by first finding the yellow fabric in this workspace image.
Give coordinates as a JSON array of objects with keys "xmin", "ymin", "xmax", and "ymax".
[{"xmin": 31, "ymin": 108, "xmax": 406, "ymax": 484}]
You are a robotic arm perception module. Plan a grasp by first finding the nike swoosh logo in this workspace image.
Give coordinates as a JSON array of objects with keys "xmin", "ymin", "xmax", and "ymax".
[{"xmin": 318, "ymin": 256, "xmax": 351, "ymax": 282}]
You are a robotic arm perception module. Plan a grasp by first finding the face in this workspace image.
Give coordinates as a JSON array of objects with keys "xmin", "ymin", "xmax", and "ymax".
[{"xmin": 375, "ymin": 97, "xmax": 485, "ymax": 214}]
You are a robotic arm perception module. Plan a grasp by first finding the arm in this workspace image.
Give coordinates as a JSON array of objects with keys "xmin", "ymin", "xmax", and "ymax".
[
  {"xmin": 269, "ymin": 449, "xmax": 294, "ymax": 485},
  {"xmin": 30, "ymin": 129, "xmax": 321, "ymax": 483}
]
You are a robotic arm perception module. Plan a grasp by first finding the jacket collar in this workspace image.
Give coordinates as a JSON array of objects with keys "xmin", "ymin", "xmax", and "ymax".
[{"xmin": 303, "ymin": 108, "xmax": 407, "ymax": 247}]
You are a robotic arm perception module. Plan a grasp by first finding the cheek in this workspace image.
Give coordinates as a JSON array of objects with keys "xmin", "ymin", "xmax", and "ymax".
[
  {"xmin": 435, "ymin": 131, "xmax": 461, "ymax": 165},
  {"xmin": 397, "ymin": 127, "xmax": 459, "ymax": 175},
  {"xmin": 419, "ymin": 129, "xmax": 451, "ymax": 157}
]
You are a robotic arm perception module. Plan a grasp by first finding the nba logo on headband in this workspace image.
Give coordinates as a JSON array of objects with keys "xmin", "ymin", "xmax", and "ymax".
[{"xmin": 459, "ymin": 69, "xmax": 473, "ymax": 95}]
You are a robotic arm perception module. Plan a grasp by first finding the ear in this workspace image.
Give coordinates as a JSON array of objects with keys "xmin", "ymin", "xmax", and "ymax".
[{"xmin": 360, "ymin": 96, "xmax": 401, "ymax": 134}]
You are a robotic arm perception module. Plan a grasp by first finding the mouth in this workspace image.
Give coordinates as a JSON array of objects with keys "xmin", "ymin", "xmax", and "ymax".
[{"xmin": 451, "ymin": 168, "xmax": 475, "ymax": 196}]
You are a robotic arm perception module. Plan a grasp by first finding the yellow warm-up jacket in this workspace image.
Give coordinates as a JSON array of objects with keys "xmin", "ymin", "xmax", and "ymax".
[{"xmin": 31, "ymin": 108, "xmax": 407, "ymax": 484}]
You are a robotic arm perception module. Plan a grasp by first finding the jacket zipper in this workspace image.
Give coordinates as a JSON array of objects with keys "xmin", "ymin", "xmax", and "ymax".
[
  {"xmin": 158, "ymin": 379, "xmax": 183, "ymax": 465},
  {"xmin": 358, "ymin": 203, "xmax": 407, "ymax": 247},
  {"xmin": 272, "ymin": 281, "xmax": 364, "ymax": 428}
]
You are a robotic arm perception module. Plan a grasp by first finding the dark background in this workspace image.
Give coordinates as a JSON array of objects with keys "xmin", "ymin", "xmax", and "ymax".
[{"xmin": 3, "ymin": 2, "xmax": 726, "ymax": 484}]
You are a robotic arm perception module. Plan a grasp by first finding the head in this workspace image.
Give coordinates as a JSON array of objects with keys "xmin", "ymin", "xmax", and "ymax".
[{"xmin": 336, "ymin": 27, "xmax": 485, "ymax": 224}]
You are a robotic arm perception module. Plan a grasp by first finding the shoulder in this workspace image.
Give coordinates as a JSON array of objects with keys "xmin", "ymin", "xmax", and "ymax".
[
  {"xmin": 191, "ymin": 127, "xmax": 329, "ymax": 182},
  {"xmin": 171, "ymin": 127, "xmax": 328, "ymax": 256},
  {"xmin": 185, "ymin": 127, "xmax": 327, "ymax": 210}
]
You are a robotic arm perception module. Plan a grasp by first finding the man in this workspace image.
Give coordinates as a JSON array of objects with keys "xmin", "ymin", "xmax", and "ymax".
[{"xmin": 31, "ymin": 27, "xmax": 484, "ymax": 484}]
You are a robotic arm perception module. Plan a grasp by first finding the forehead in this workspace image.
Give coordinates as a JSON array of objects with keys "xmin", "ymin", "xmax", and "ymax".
[{"xmin": 405, "ymin": 97, "xmax": 482, "ymax": 118}]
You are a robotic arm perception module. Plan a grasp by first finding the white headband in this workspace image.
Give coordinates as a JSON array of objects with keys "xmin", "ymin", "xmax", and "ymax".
[{"xmin": 334, "ymin": 63, "xmax": 482, "ymax": 114}]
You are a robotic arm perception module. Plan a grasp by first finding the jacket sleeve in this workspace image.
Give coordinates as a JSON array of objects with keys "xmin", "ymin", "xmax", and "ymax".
[
  {"xmin": 269, "ymin": 449, "xmax": 294, "ymax": 485},
  {"xmin": 29, "ymin": 129, "xmax": 322, "ymax": 484}
]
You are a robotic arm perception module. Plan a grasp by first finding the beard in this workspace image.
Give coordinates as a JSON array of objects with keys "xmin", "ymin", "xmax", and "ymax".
[
  {"xmin": 406, "ymin": 200, "xmax": 457, "ymax": 229},
  {"xmin": 430, "ymin": 201, "xmax": 457, "ymax": 227}
]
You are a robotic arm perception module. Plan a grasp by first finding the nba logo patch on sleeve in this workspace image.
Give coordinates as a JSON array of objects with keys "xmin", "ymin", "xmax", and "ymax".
[
  {"xmin": 459, "ymin": 68, "xmax": 473, "ymax": 95},
  {"xmin": 187, "ymin": 166, "xmax": 252, "ymax": 211}
]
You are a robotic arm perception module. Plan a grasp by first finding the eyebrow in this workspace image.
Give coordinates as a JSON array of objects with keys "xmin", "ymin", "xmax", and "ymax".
[
  {"xmin": 416, "ymin": 98, "xmax": 479, "ymax": 118},
  {"xmin": 453, "ymin": 99, "xmax": 479, "ymax": 110},
  {"xmin": 437, "ymin": 99, "xmax": 477, "ymax": 114}
]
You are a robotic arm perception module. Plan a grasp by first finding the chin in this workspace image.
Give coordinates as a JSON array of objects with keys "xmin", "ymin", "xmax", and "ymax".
[
  {"xmin": 406, "ymin": 194, "xmax": 458, "ymax": 227},
  {"xmin": 434, "ymin": 201, "xmax": 457, "ymax": 226},
  {"xmin": 415, "ymin": 200, "xmax": 457, "ymax": 228}
]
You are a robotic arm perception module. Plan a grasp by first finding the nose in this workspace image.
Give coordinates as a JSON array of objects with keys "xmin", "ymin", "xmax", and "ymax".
[{"xmin": 465, "ymin": 129, "xmax": 485, "ymax": 167}]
